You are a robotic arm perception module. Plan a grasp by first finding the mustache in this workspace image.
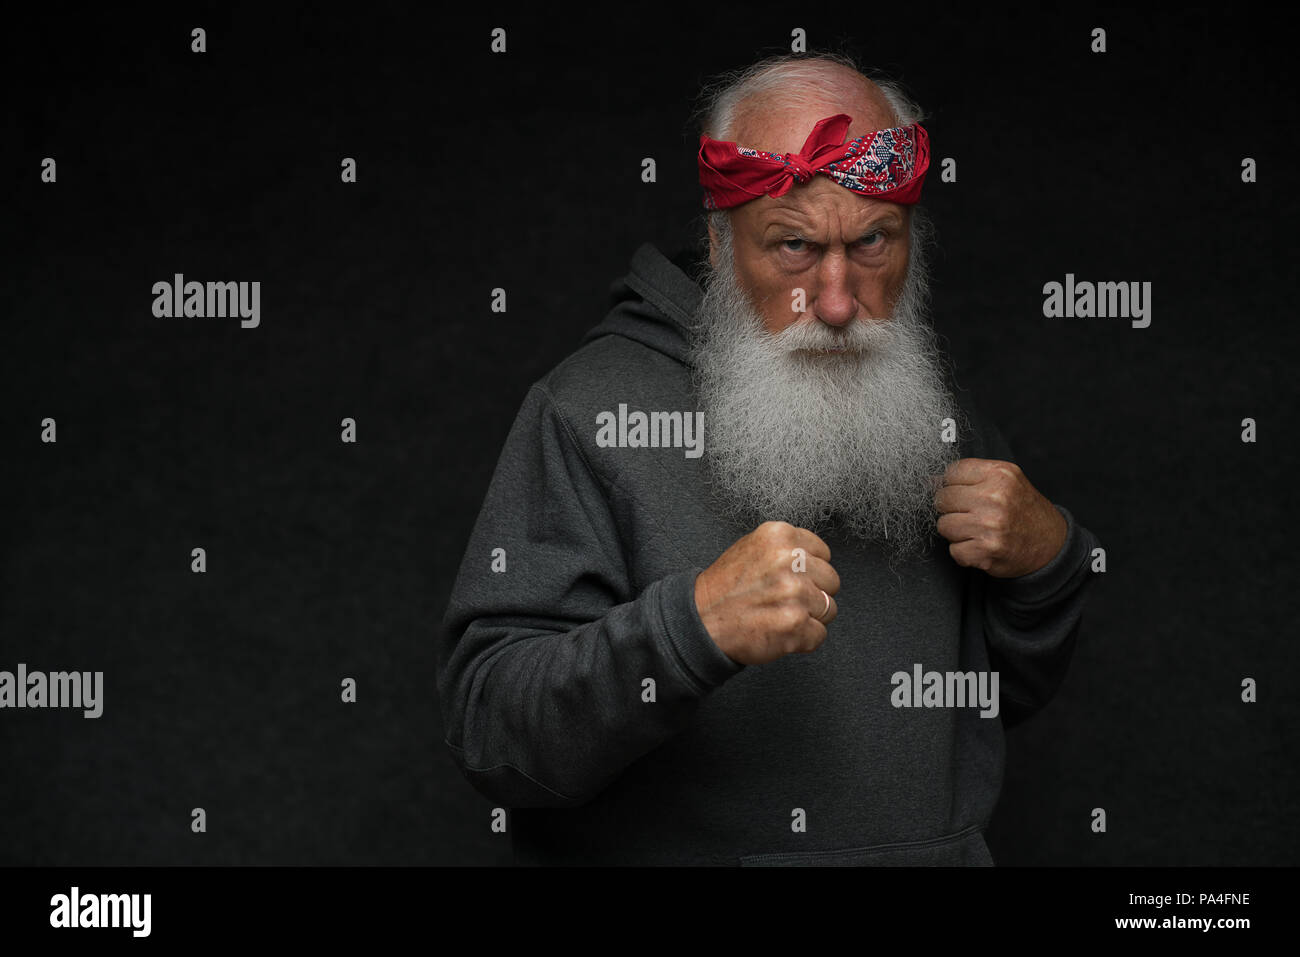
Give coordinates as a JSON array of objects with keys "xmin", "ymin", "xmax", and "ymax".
[{"xmin": 768, "ymin": 315, "xmax": 900, "ymax": 354}]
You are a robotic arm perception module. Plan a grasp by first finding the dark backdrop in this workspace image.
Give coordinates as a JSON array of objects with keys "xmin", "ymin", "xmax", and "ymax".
[{"xmin": 1, "ymin": 2, "xmax": 1295, "ymax": 866}]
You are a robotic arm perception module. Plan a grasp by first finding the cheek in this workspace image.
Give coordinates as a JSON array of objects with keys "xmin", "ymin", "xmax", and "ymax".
[
  {"xmin": 733, "ymin": 264, "xmax": 794, "ymax": 330},
  {"xmin": 759, "ymin": 279, "xmax": 807, "ymax": 333},
  {"xmin": 871, "ymin": 252, "xmax": 910, "ymax": 306}
]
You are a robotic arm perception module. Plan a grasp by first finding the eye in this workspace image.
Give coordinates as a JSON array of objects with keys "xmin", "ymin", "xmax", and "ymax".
[
  {"xmin": 782, "ymin": 238, "xmax": 808, "ymax": 252},
  {"xmin": 858, "ymin": 231, "xmax": 883, "ymax": 247}
]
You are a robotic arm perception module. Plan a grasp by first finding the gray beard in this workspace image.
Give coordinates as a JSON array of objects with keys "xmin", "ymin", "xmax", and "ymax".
[{"xmin": 687, "ymin": 225, "xmax": 968, "ymax": 563}]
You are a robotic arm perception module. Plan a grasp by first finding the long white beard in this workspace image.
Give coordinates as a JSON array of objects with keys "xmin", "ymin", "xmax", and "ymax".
[{"xmin": 687, "ymin": 222, "xmax": 968, "ymax": 562}]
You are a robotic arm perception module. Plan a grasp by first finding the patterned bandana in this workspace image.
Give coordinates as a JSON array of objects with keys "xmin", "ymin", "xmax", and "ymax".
[{"xmin": 697, "ymin": 113, "xmax": 930, "ymax": 210}]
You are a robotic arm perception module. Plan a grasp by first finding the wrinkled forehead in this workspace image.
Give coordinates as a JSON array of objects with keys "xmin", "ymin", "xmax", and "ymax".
[{"xmin": 742, "ymin": 177, "xmax": 909, "ymax": 231}]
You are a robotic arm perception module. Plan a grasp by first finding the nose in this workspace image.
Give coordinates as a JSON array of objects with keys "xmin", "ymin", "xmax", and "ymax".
[{"xmin": 811, "ymin": 250, "xmax": 858, "ymax": 327}]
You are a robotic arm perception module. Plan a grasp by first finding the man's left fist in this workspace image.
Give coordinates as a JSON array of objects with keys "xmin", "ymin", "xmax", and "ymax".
[{"xmin": 933, "ymin": 458, "xmax": 1068, "ymax": 579}]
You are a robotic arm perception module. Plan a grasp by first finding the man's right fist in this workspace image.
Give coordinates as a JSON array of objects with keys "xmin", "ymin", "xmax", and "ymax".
[{"xmin": 693, "ymin": 521, "xmax": 840, "ymax": 666}]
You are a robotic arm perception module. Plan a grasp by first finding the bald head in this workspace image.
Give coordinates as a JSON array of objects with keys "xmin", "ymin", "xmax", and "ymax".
[
  {"xmin": 723, "ymin": 65, "xmax": 902, "ymax": 155},
  {"xmin": 699, "ymin": 54, "xmax": 919, "ymax": 147}
]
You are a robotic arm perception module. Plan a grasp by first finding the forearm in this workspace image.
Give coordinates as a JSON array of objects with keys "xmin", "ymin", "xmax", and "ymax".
[
  {"xmin": 439, "ymin": 567, "xmax": 742, "ymax": 807},
  {"xmin": 981, "ymin": 504, "xmax": 1100, "ymax": 723}
]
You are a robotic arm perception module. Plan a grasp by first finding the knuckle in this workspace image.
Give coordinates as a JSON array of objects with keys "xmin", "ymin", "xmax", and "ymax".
[
  {"xmin": 780, "ymin": 606, "xmax": 806, "ymax": 632},
  {"xmin": 779, "ymin": 574, "xmax": 804, "ymax": 600},
  {"xmin": 776, "ymin": 635, "xmax": 801, "ymax": 658},
  {"xmin": 981, "ymin": 511, "xmax": 1007, "ymax": 533}
]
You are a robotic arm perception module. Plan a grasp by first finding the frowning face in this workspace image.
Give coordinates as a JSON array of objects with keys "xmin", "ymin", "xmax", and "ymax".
[
  {"xmin": 714, "ymin": 179, "xmax": 911, "ymax": 348},
  {"xmin": 706, "ymin": 101, "xmax": 913, "ymax": 348}
]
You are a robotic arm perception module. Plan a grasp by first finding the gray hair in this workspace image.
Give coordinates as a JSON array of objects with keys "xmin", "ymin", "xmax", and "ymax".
[
  {"xmin": 693, "ymin": 52, "xmax": 928, "ymax": 254},
  {"xmin": 696, "ymin": 52, "xmax": 924, "ymax": 142}
]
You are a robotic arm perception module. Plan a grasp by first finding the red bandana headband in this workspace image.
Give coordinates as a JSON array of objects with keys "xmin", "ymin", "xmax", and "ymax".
[{"xmin": 698, "ymin": 113, "xmax": 930, "ymax": 210}]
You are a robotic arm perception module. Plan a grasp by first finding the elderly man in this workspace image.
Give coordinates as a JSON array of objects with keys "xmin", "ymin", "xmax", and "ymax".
[{"xmin": 438, "ymin": 52, "xmax": 1100, "ymax": 866}]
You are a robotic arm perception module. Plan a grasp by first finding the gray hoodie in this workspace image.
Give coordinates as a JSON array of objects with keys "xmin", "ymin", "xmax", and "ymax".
[{"xmin": 438, "ymin": 242, "xmax": 1100, "ymax": 865}]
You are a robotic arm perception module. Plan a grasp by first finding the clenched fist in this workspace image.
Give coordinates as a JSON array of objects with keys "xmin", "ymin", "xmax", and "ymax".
[
  {"xmin": 693, "ymin": 521, "xmax": 840, "ymax": 666},
  {"xmin": 934, "ymin": 458, "xmax": 1068, "ymax": 578}
]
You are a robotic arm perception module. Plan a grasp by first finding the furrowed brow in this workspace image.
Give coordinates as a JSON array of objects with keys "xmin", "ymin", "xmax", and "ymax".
[{"xmin": 857, "ymin": 214, "xmax": 904, "ymax": 238}]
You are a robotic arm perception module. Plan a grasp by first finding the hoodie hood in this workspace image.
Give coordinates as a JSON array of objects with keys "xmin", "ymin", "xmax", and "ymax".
[{"xmin": 580, "ymin": 243, "xmax": 706, "ymax": 366}]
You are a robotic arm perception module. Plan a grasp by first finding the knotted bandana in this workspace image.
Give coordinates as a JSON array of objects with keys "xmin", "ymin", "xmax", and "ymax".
[{"xmin": 698, "ymin": 113, "xmax": 930, "ymax": 210}]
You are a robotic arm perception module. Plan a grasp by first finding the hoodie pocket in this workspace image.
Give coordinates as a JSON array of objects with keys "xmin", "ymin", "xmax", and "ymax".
[{"xmin": 739, "ymin": 824, "xmax": 992, "ymax": 866}]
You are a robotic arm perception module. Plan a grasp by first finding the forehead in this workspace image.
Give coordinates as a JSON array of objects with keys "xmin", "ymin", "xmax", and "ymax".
[{"xmin": 743, "ymin": 177, "xmax": 906, "ymax": 231}]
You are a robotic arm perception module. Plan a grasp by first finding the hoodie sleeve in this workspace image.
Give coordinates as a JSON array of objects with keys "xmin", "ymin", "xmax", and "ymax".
[
  {"xmin": 972, "ymin": 412, "xmax": 1101, "ymax": 727},
  {"xmin": 437, "ymin": 382, "xmax": 745, "ymax": 808}
]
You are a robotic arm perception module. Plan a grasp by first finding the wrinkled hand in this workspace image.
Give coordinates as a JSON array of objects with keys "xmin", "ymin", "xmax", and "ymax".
[
  {"xmin": 694, "ymin": 521, "xmax": 840, "ymax": 665},
  {"xmin": 934, "ymin": 458, "xmax": 1067, "ymax": 578}
]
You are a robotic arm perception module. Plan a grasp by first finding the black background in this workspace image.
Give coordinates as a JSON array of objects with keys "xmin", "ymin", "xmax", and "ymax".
[{"xmin": 1, "ymin": 2, "xmax": 1295, "ymax": 867}]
